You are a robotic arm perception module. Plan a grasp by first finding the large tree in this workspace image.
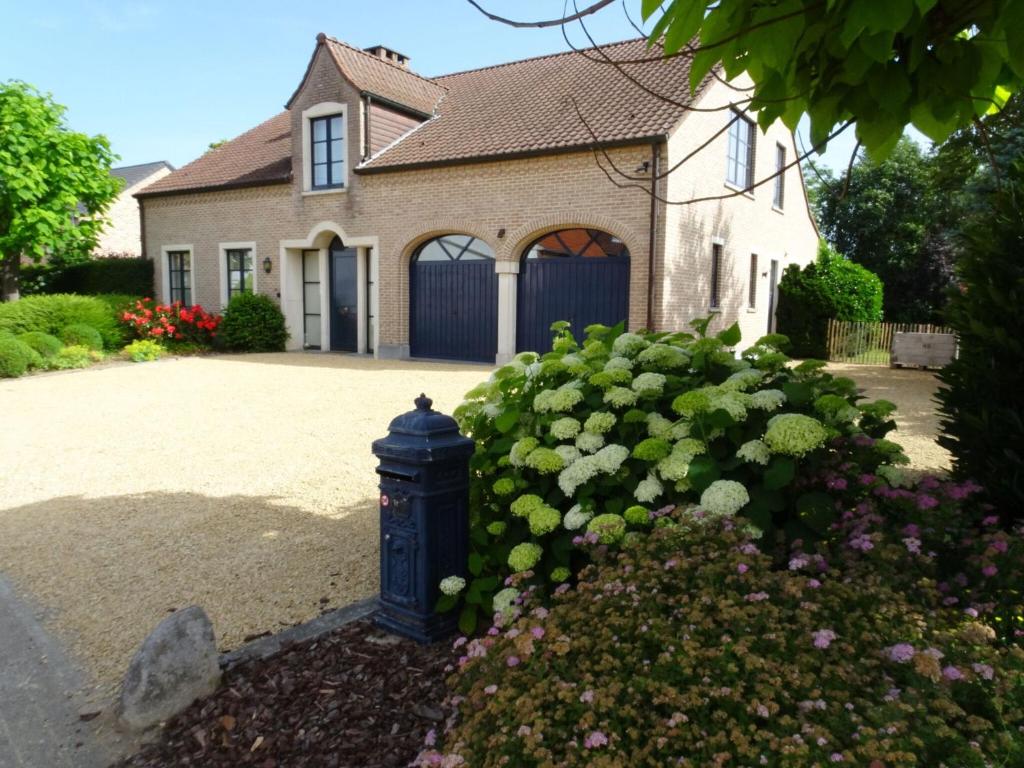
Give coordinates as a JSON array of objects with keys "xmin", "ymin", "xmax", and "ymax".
[{"xmin": 0, "ymin": 81, "xmax": 121, "ymax": 301}]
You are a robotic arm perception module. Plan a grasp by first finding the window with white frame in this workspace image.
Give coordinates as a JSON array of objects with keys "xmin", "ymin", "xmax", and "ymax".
[
  {"xmin": 167, "ymin": 250, "xmax": 191, "ymax": 305},
  {"xmin": 726, "ymin": 111, "xmax": 755, "ymax": 190},
  {"xmin": 773, "ymin": 143, "xmax": 786, "ymax": 209},
  {"xmin": 226, "ymin": 248, "xmax": 253, "ymax": 299},
  {"xmin": 311, "ymin": 113, "xmax": 345, "ymax": 189}
]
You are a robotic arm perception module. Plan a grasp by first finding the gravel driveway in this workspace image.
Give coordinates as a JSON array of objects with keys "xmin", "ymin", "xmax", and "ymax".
[
  {"xmin": 0, "ymin": 353, "xmax": 489, "ymax": 695},
  {"xmin": 0, "ymin": 355, "xmax": 948, "ymax": 696}
]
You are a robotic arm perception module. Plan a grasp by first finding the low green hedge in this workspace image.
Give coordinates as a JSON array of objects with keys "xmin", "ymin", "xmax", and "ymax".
[
  {"xmin": 21, "ymin": 258, "xmax": 153, "ymax": 297},
  {"xmin": 0, "ymin": 337, "xmax": 36, "ymax": 377},
  {"xmin": 219, "ymin": 293, "xmax": 288, "ymax": 352},
  {"xmin": 17, "ymin": 331, "xmax": 63, "ymax": 358},
  {"xmin": 0, "ymin": 294, "xmax": 122, "ymax": 350},
  {"xmin": 61, "ymin": 323, "xmax": 103, "ymax": 351}
]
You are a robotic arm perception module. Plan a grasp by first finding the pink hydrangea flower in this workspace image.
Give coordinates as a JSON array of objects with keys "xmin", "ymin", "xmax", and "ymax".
[
  {"xmin": 484, "ymin": 684, "xmax": 498, "ymax": 695},
  {"xmin": 737, "ymin": 563, "xmax": 749, "ymax": 574},
  {"xmin": 424, "ymin": 729, "xmax": 437, "ymax": 746},
  {"xmin": 972, "ymin": 663, "xmax": 995, "ymax": 680},
  {"xmin": 943, "ymin": 665, "xmax": 963, "ymax": 681},
  {"xmin": 888, "ymin": 643, "xmax": 915, "ymax": 663},
  {"xmin": 807, "ymin": 578, "xmax": 821, "ymax": 589},
  {"xmin": 983, "ymin": 564, "xmax": 998, "ymax": 577},
  {"xmin": 506, "ymin": 656, "xmax": 520, "ymax": 667},
  {"xmin": 580, "ymin": 689, "xmax": 594, "ymax": 704},
  {"xmin": 517, "ymin": 725, "xmax": 531, "ymax": 737},
  {"xmin": 982, "ymin": 515, "xmax": 999, "ymax": 526},
  {"xmin": 530, "ymin": 626, "xmax": 545, "ymax": 640},
  {"xmin": 992, "ymin": 539, "xmax": 1009, "ymax": 554},
  {"xmin": 812, "ymin": 629, "xmax": 837, "ymax": 649},
  {"xmin": 584, "ymin": 731, "xmax": 608, "ymax": 749}
]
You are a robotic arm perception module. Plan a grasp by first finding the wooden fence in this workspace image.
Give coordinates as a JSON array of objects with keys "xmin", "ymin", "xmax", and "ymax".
[{"xmin": 825, "ymin": 320, "xmax": 955, "ymax": 366}]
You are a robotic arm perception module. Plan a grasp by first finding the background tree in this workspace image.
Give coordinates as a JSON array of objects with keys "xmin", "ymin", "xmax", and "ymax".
[
  {"xmin": 809, "ymin": 138, "xmax": 952, "ymax": 322},
  {"xmin": 0, "ymin": 81, "xmax": 121, "ymax": 302}
]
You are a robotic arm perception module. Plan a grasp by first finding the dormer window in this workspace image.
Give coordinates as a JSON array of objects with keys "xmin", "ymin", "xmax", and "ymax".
[{"xmin": 311, "ymin": 114, "xmax": 344, "ymax": 188}]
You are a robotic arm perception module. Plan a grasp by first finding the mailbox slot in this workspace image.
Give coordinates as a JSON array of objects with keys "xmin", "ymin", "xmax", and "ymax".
[{"xmin": 376, "ymin": 464, "xmax": 419, "ymax": 482}]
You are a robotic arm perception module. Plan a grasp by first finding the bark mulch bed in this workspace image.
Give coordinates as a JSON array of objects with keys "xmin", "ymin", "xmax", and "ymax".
[{"xmin": 118, "ymin": 619, "xmax": 453, "ymax": 768}]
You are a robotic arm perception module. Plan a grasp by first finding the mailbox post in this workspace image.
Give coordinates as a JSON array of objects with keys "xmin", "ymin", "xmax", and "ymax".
[{"xmin": 371, "ymin": 393, "xmax": 474, "ymax": 643}]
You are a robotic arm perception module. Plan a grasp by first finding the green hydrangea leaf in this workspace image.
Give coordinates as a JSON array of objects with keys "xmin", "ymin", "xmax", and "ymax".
[{"xmin": 764, "ymin": 457, "xmax": 796, "ymax": 490}]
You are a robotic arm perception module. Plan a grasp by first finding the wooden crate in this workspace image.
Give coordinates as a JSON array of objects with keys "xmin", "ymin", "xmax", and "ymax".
[{"xmin": 891, "ymin": 332, "xmax": 957, "ymax": 369}]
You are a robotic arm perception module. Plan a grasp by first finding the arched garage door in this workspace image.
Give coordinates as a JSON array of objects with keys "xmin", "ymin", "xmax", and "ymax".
[
  {"xmin": 517, "ymin": 228, "xmax": 631, "ymax": 352},
  {"xmin": 410, "ymin": 234, "xmax": 498, "ymax": 362}
]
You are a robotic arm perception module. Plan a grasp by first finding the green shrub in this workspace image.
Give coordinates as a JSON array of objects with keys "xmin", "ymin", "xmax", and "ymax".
[
  {"xmin": 0, "ymin": 294, "xmax": 121, "ymax": 349},
  {"xmin": 219, "ymin": 293, "xmax": 288, "ymax": 352},
  {"xmin": 124, "ymin": 339, "xmax": 164, "ymax": 363},
  {"xmin": 17, "ymin": 331, "xmax": 63, "ymax": 359},
  {"xmin": 61, "ymin": 323, "xmax": 103, "ymax": 351},
  {"xmin": 0, "ymin": 336, "xmax": 34, "ymax": 377},
  {"xmin": 425, "ymin": 519, "xmax": 1024, "ymax": 767},
  {"xmin": 448, "ymin": 319, "xmax": 902, "ymax": 632},
  {"xmin": 776, "ymin": 241, "xmax": 884, "ymax": 357},
  {"xmin": 21, "ymin": 257, "xmax": 154, "ymax": 297},
  {"xmin": 49, "ymin": 345, "xmax": 96, "ymax": 370},
  {"xmin": 938, "ymin": 160, "xmax": 1024, "ymax": 524}
]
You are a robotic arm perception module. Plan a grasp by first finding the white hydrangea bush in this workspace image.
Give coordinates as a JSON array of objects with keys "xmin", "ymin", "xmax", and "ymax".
[{"xmin": 446, "ymin": 318, "xmax": 905, "ymax": 632}]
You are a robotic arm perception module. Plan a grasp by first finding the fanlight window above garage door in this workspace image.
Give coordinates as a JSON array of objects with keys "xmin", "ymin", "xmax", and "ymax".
[
  {"xmin": 415, "ymin": 234, "xmax": 495, "ymax": 262},
  {"xmin": 525, "ymin": 228, "xmax": 629, "ymax": 260}
]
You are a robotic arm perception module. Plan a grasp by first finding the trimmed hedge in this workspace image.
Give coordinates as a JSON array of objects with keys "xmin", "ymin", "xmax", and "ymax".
[
  {"xmin": 219, "ymin": 293, "xmax": 288, "ymax": 352},
  {"xmin": 20, "ymin": 257, "xmax": 153, "ymax": 297},
  {"xmin": 61, "ymin": 323, "xmax": 103, "ymax": 351},
  {"xmin": 776, "ymin": 241, "xmax": 884, "ymax": 358},
  {"xmin": 17, "ymin": 331, "xmax": 63, "ymax": 358},
  {"xmin": 0, "ymin": 294, "xmax": 122, "ymax": 349},
  {"xmin": 0, "ymin": 337, "xmax": 35, "ymax": 377}
]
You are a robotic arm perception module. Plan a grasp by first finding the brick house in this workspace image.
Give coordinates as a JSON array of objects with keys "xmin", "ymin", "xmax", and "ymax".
[
  {"xmin": 96, "ymin": 161, "xmax": 173, "ymax": 256},
  {"xmin": 136, "ymin": 34, "xmax": 818, "ymax": 363}
]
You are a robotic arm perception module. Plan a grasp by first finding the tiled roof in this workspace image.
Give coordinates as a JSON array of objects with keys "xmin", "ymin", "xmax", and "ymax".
[
  {"xmin": 112, "ymin": 161, "xmax": 174, "ymax": 190},
  {"xmin": 140, "ymin": 36, "xmax": 708, "ymax": 196},
  {"xmin": 137, "ymin": 112, "xmax": 292, "ymax": 197},
  {"xmin": 359, "ymin": 37, "xmax": 704, "ymax": 172},
  {"xmin": 321, "ymin": 36, "xmax": 446, "ymax": 117}
]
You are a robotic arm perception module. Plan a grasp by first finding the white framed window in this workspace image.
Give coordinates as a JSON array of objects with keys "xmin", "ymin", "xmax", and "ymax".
[
  {"xmin": 773, "ymin": 143, "xmax": 786, "ymax": 210},
  {"xmin": 218, "ymin": 241, "xmax": 257, "ymax": 308},
  {"xmin": 301, "ymin": 102, "xmax": 348, "ymax": 194},
  {"xmin": 726, "ymin": 110, "xmax": 756, "ymax": 190},
  {"xmin": 159, "ymin": 244, "xmax": 194, "ymax": 306}
]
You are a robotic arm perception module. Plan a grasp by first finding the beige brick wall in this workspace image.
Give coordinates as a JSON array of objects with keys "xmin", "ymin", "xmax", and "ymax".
[
  {"xmin": 660, "ymin": 75, "xmax": 820, "ymax": 349},
  {"xmin": 142, "ymin": 55, "xmax": 818, "ymax": 356},
  {"xmin": 95, "ymin": 167, "xmax": 171, "ymax": 256}
]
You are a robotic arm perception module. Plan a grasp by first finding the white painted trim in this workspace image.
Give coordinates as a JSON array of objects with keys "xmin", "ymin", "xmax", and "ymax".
[
  {"xmin": 301, "ymin": 102, "xmax": 348, "ymax": 193},
  {"xmin": 496, "ymin": 268, "xmax": 518, "ymax": 364},
  {"xmin": 218, "ymin": 241, "xmax": 257, "ymax": 309},
  {"xmin": 159, "ymin": 244, "xmax": 193, "ymax": 305},
  {"xmin": 711, "ymin": 236, "xmax": 726, "ymax": 246}
]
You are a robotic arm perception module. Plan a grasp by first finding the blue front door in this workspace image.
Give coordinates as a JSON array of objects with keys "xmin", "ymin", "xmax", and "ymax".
[{"xmin": 329, "ymin": 237, "xmax": 358, "ymax": 352}]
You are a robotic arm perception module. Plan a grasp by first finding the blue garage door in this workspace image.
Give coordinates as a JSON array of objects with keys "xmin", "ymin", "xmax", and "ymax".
[
  {"xmin": 410, "ymin": 235, "xmax": 498, "ymax": 363},
  {"xmin": 517, "ymin": 228, "xmax": 630, "ymax": 353}
]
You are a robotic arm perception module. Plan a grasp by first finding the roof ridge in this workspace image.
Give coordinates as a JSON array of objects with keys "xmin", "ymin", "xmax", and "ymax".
[
  {"xmin": 113, "ymin": 160, "xmax": 171, "ymax": 171},
  {"xmin": 434, "ymin": 35, "xmax": 651, "ymax": 80},
  {"xmin": 323, "ymin": 35, "xmax": 448, "ymax": 90}
]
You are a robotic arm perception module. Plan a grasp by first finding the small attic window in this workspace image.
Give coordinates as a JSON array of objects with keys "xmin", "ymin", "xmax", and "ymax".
[{"xmin": 311, "ymin": 113, "xmax": 345, "ymax": 189}]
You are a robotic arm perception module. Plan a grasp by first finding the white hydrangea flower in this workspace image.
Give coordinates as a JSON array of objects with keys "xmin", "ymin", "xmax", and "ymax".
[
  {"xmin": 561, "ymin": 353, "xmax": 587, "ymax": 373},
  {"xmin": 764, "ymin": 413, "xmax": 828, "ymax": 456},
  {"xmin": 492, "ymin": 587, "xmax": 519, "ymax": 617},
  {"xmin": 656, "ymin": 452, "xmax": 689, "ymax": 481},
  {"xmin": 737, "ymin": 439, "xmax": 771, "ymax": 466},
  {"xmin": 634, "ymin": 472, "xmax": 664, "ymax": 503},
  {"xmin": 575, "ymin": 431, "xmax": 605, "ymax": 453},
  {"xmin": 636, "ymin": 343, "xmax": 689, "ymax": 369},
  {"xmin": 646, "ymin": 412, "xmax": 673, "ymax": 438},
  {"xmin": 514, "ymin": 351, "xmax": 539, "ymax": 365},
  {"xmin": 558, "ymin": 455, "xmax": 599, "ymax": 496},
  {"xmin": 509, "ymin": 437, "xmax": 538, "ymax": 467},
  {"xmin": 632, "ymin": 372, "xmax": 667, "ymax": 396},
  {"xmin": 563, "ymin": 504, "xmax": 594, "ymax": 530},
  {"xmin": 700, "ymin": 479, "xmax": 750, "ymax": 517},
  {"xmin": 550, "ymin": 417, "xmax": 582, "ymax": 440},
  {"xmin": 669, "ymin": 420, "xmax": 691, "ymax": 439},
  {"xmin": 604, "ymin": 356, "xmax": 634, "ymax": 371},
  {"xmin": 722, "ymin": 369, "xmax": 765, "ymax": 392},
  {"xmin": 554, "ymin": 444, "xmax": 582, "ymax": 465},
  {"xmin": 604, "ymin": 386, "xmax": 638, "ymax": 408},
  {"xmin": 750, "ymin": 389, "xmax": 787, "ymax": 411},
  {"xmin": 593, "ymin": 444, "xmax": 629, "ymax": 473},
  {"xmin": 709, "ymin": 390, "xmax": 751, "ymax": 421},
  {"xmin": 525, "ymin": 361, "xmax": 543, "ymax": 379},
  {"xmin": 439, "ymin": 575, "xmax": 467, "ymax": 596},
  {"xmin": 534, "ymin": 383, "xmax": 585, "ymax": 413},
  {"xmin": 612, "ymin": 332, "xmax": 650, "ymax": 357},
  {"xmin": 483, "ymin": 403, "xmax": 501, "ymax": 418},
  {"xmin": 584, "ymin": 411, "xmax": 616, "ymax": 434}
]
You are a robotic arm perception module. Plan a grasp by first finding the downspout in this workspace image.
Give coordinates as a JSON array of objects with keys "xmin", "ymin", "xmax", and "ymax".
[
  {"xmin": 645, "ymin": 140, "xmax": 662, "ymax": 330},
  {"xmin": 363, "ymin": 95, "xmax": 373, "ymax": 160}
]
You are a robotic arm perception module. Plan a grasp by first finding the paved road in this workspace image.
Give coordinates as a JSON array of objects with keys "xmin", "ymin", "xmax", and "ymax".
[{"xmin": 0, "ymin": 575, "xmax": 112, "ymax": 768}]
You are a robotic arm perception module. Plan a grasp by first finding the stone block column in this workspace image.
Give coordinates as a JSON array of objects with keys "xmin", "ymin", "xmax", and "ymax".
[{"xmin": 495, "ymin": 261, "xmax": 520, "ymax": 365}]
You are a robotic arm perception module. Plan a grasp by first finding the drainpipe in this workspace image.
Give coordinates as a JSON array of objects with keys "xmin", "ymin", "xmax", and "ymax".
[
  {"xmin": 363, "ymin": 95, "xmax": 373, "ymax": 160},
  {"xmin": 645, "ymin": 140, "xmax": 662, "ymax": 330}
]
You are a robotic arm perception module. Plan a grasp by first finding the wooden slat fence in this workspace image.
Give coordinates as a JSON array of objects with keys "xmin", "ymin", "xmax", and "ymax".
[{"xmin": 825, "ymin": 320, "xmax": 955, "ymax": 366}]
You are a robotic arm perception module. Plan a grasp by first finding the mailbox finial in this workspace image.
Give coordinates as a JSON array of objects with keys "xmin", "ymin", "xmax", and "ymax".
[{"xmin": 414, "ymin": 393, "xmax": 433, "ymax": 412}]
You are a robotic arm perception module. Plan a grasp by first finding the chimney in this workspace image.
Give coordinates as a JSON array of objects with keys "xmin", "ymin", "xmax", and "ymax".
[{"xmin": 363, "ymin": 44, "xmax": 410, "ymax": 69}]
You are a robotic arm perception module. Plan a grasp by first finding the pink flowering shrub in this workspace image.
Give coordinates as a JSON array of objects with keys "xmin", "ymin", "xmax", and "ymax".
[{"xmin": 419, "ymin": 518, "xmax": 1024, "ymax": 767}]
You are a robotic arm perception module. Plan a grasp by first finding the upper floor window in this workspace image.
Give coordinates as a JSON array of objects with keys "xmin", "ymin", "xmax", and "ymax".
[
  {"xmin": 726, "ymin": 111, "xmax": 755, "ymax": 190},
  {"xmin": 311, "ymin": 114, "xmax": 344, "ymax": 189},
  {"xmin": 168, "ymin": 250, "xmax": 191, "ymax": 305},
  {"xmin": 226, "ymin": 248, "xmax": 253, "ymax": 299},
  {"xmin": 773, "ymin": 143, "xmax": 786, "ymax": 209}
]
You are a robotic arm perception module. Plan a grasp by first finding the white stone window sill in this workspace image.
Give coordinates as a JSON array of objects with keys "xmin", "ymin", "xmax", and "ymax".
[
  {"xmin": 303, "ymin": 187, "xmax": 347, "ymax": 198},
  {"xmin": 772, "ymin": 205, "xmax": 785, "ymax": 214},
  {"xmin": 746, "ymin": 307, "xmax": 758, "ymax": 313},
  {"xmin": 724, "ymin": 181, "xmax": 755, "ymax": 199}
]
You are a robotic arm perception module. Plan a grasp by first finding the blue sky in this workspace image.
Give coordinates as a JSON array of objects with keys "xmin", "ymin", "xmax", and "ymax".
[{"xmin": 0, "ymin": 0, "xmax": 921, "ymax": 171}]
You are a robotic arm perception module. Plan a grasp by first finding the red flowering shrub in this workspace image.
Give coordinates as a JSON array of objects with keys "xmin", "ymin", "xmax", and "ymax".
[{"xmin": 119, "ymin": 298, "xmax": 221, "ymax": 347}]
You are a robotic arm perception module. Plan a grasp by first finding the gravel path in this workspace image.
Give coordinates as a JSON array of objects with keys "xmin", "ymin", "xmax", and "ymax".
[
  {"xmin": 0, "ymin": 353, "xmax": 488, "ymax": 696},
  {"xmin": 827, "ymin": 362, "xmax": 950, "ymax": 472}
]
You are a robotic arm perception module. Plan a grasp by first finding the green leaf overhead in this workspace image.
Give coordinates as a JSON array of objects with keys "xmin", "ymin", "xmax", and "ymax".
[{"xmin": 641, "ymin": 0, "xmax": 1022, "ymax": 158}]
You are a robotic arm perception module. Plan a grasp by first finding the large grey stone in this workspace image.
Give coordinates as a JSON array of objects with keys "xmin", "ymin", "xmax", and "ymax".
[{"xmin": 119, "ymin": 606, "xmax": 221, "ymax": 730}]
